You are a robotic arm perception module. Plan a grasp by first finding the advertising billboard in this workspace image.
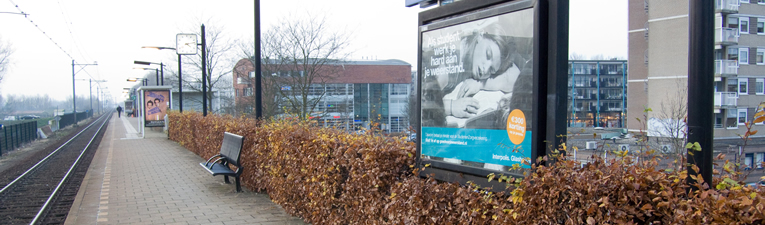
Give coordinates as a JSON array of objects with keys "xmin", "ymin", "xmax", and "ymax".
[
  {"xmin": 144, "ymin": 90, "xmax": 170, "ymax": 127},
  {"xmin": 419, "ymin": 3, "xmax": 534, "ymax": 173}
]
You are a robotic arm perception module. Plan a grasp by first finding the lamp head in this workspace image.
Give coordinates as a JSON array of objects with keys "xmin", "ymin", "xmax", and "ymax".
[{"xmin": 134, "ymin": 61, "xmax": 152, "ymax": 65}]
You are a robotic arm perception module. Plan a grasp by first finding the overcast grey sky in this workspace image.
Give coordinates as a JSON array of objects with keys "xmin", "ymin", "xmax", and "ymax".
[{"xmin": 0, "ymin": 0, "xmax": 626, "ymax": 103}]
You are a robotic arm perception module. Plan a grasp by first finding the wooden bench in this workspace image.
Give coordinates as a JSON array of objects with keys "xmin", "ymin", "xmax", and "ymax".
[{"xmin": 199, "ymin": 132, "xmax": 245, "ymax": 192}]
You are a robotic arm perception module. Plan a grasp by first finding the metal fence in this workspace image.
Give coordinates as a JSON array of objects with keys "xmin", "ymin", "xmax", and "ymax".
[
  {"xmin": 0, "ymin": 121, "xmax": 38, "ymax": 156},
  {"xmin": 58, "ymin": 111, "xmax": 93, "ymax": 129}
]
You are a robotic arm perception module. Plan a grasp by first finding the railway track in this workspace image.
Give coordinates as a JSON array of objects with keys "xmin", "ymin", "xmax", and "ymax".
[{"xmin": 0, "ymin": 113, "xmax": 111, "ymax": 225}]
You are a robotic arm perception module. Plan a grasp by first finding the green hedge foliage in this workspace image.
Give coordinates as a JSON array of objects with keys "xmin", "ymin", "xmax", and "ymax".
[{"xmin": 169, "ymin": 111, "xmax": 765, "ymax": 224}]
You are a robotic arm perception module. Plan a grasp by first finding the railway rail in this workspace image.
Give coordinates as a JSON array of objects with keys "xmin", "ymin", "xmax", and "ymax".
[{"xmin": 0, "ymin": 113, "xmax": 111, "ymax": 224}]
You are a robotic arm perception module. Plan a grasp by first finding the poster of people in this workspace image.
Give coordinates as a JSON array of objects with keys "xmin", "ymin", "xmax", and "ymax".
[
  {"xmin": 144, "ymin": 90, "xmax": 169, "ymax": 127},
  {"xmin": 420, "ymin": 8, "xmax": 534, "ymax": 170}
]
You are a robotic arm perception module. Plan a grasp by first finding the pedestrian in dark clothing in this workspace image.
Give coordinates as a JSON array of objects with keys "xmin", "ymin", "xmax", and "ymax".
[{"xmin": 117, "ymin": 106, "xmax": 123, "ymax": 118}]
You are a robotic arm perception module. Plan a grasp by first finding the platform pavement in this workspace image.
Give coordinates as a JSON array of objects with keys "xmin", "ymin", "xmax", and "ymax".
[{"xmin": 64, "ymin": 113, "xmax": 306, "ymax": 225}]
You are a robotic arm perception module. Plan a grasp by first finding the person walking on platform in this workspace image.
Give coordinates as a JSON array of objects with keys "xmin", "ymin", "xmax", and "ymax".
[{"xmin": 117, "ymin": 106, "xmax": 123, "ymax": 118}]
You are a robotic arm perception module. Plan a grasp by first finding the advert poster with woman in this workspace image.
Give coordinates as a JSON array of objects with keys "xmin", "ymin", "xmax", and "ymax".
[
  {"xmin": 420, "ymin": 8, "xmax": 534, "ymax": 171},
  {"xmin": 144, "ymin": 90, "xmax": 169, "ymax": 127}
]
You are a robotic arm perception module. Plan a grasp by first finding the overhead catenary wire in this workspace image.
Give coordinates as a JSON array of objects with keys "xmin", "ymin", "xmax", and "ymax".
[
  {"xmin": 57, "ymin": 0, "xmax": 95, "ymax": 63},
  {"xmin": 9, "ymin": 0, "xmax": 106, "ymax": 98},
  {"xmin": 8, "ymin": 0, "xmax": 76, "ymax": 61}
]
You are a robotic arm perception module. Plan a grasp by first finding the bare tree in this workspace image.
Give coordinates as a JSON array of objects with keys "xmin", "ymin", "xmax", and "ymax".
[
  {"xmin": 237, "ymin": 14, "xmax": 351, "ymax": 120},
  {"xmin": 649, "ymin": 79, "xmax": 688, "ymax": 164},
  {"xmin": 569, "ymin": 52, "xmax": 587, "ymax": 60},
  {"xmin": 234, "ymin": 38, "xmax": 284, "ymax": 119},
  {"xmin": 0, "ymin": 36, "xmax": 14, "ymax": 83},
  {"xmin": 0, "ymin": 95, "xmax": 17, "ymax": 119},
  {"xmin": 590, "ymin": 54, "xmax": 607, "ymax": 60},
  {"xmin": 172, "ymin": 19, "xmax": 235, "ymax": 115}
]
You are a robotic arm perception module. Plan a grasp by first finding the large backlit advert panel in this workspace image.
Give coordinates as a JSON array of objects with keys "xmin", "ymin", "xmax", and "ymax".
[
  {"xmin": 420, "ymin": 8, "xmax": 534, "ymax": 171},
  {"xmin": 144, "ymin": 90, "xmax": 170, "ymax": 127}
]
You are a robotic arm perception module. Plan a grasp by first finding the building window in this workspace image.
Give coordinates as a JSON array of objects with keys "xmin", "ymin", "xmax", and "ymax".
[
  {"xmin": 391, "ymin": 84, "xmax": 408, "ymax": 95},
  {"xmin": 758, "ymin": 49, "xmax": 765, "ymax": 65},
  {"xmin": 757, "ymin": 78, "xmax": 765, "ymax": 95},
  {"xmin": 728, "ymin": 78, "xmax": 739, "ymax": 93},
  {"xmin": 728, "ymin": 17, "xmax": 739, "ymax": 31},
  {"xmin": 728, "ymin": 47, "xmax": 739, "ymax": 61},
  {"xmin": 715, "ymin": 113, "xmax": 723, "ymax": 128},
  {"xmin": 237, "ymin": 77, "xmax": 250, "ymax": 84},
  {"xmin": 308, "ymin": 84, "xmax": 324, "ymax": 96},
  {"xmin": 740, "ymin": 79, "xmax": 749, "ymax": 95},
  {"xmin": 739, "ymin": 108, "xmax": 748, "ymax": 125},
  {"xmin": 757, "ymin": 153, "xmax": 764, "ymax": 169},
  {"xmin": 759, "ymin": 18, "xmax": 765, "ymax": 34},
  {"xmin": 727, "ymin": 109, "xmax": 738, "ymax": 128},
  {"xmin": 741, "ymin": 17, "xmax": 750, "ymax": 34},
  {"xmin": 745, "ymin": 153, "xmax": 754, "ymax": 169},
  {"xmin": 244, "ymin": 88, "xmax": 252, "ymax": 96},
  {"xmin": 741, "ymin": 0, "xmax": 749, "ymax": 3},
  {"xmin": 740, "ymin": 48, "xmax": 749, "ymax": 64}
]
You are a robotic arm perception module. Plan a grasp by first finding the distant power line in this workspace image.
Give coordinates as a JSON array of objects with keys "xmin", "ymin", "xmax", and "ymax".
[
  {"xmin": 8, "ymin": 0, "xmax": 75, "ymax": 60},
  {"xmin": 8, "ymin": 0, "xmax": 101, "ymax": 82}
]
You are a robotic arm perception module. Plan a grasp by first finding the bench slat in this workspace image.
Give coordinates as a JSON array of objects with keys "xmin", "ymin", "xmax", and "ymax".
[
  {"xmin": 199, "ymin": 162, "xmax": 237, "ymax": 176},
  {"xmin": 199, "ymin": 132, "xmax": 245, "ymax": 192}
]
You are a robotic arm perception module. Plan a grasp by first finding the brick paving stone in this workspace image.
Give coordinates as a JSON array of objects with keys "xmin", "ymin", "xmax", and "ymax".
[{"xmin": 65, "ymin": 114, "xmax": 307, "ymax": 225}]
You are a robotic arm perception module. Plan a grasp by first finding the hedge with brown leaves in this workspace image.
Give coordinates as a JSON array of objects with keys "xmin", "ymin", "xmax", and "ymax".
[{"xmin": 169, "ymin": 111, "xmax": 765, "ymax": 224}]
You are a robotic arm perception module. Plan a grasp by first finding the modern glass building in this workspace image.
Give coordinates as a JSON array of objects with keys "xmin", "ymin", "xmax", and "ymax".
[{"xmin": 568, "ymin": 60, "xmax": 628, "ymax": 128}]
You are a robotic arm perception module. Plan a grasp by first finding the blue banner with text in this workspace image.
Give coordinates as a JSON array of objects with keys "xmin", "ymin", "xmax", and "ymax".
[{"xmin": 421, "ymin": 127, "xmax": 531, "ymax": 168}]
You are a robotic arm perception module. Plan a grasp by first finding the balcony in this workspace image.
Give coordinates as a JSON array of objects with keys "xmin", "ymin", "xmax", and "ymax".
[
  {"xmin": 601, "ymin": 82, "xmax": 623, "ymax": 88},
  {"xmin": 714, "ymin": 92, "xmax": 738, "ymax": 108},
  {"xmin": 715, "ymin": 27, "xmax": 738, "ymax": 45},
  {"xmin": 714, "ymin": 60, "xmax": 738, "ymax": 77},
  {"xmin": 715, "ymin": 0, "xmax": 739, "ymax": 13}
]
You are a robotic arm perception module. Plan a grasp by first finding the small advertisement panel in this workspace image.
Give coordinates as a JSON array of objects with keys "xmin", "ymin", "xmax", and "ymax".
[
  {"xmin": 420, "ymin": 6, "xmax": 534, "ymax": 172},
  {"xmin": 144, "ymin": 90, "xmax": 170, "ymax": 127}
]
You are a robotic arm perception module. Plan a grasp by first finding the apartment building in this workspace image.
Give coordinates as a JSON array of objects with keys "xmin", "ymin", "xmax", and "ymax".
[
  {"xmin": 629, "ymin": 0, "xmax": 765, "ymax": 176},
  {"xmin": 232, "ymin": 59, "xmax": 412, "ymax": 133},
  {"xmin": 568, "ymin": 60, "xmax": 628, "ymax": 128}
]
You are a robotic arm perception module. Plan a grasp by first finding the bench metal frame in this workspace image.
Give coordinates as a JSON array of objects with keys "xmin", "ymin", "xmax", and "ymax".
[{"xmin": 199, "ymin": 132, "xmax": 245, "ymax": 192}]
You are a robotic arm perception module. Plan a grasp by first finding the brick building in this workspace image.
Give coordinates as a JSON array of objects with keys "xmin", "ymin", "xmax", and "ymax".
[{"xmin": 232, "ymin": 58, "xmax": 412, "ymax": 133}]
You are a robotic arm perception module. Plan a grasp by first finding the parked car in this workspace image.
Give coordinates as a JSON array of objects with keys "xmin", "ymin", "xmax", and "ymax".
[
  {"xmin": 19, "ymin": 115, "xmax": 40, "ymax": 120},
  {"xmin": 408, "ymin": 133, "xmax": 417, "ymax": 143},
  {"xmin": 746, "ymin": 180, "xmax": 765, "ymax": 188}
]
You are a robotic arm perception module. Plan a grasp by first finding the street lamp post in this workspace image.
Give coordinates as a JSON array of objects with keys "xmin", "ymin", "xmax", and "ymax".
[
  {"xmin": 127, "ymin": 77, "xmax": 147, "ymax": 86},
  {"xmin": 201, "ymin": 24, "xmax": 207, "ymax": 117},
  {"xmin": 134, "ymin": 61, "xmax": 164, "ymax": 85},
  {"xmin": 141, "ymin": 46, "xmax": 181, "ymax": 112},
  {"xmin": 72, "ymin": 60, "xmax": 97, "ymax": 126}
]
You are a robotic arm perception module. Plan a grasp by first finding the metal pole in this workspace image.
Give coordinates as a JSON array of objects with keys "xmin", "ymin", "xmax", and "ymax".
[
  {"xmin": 179, "ymin": 54, "xmax": 183, "ymax": 113},
  {"xmin": 0, "ymin": 126, "xmax": 3, "ymax": 156},
  {"xmin": 621, "ymin": 62, "xmax": 626, "ymax": 127},
  {"xmin": 596, "ymin": 62, "xmax": 600, "ymax": 127},
  {"xmin": 160, "ymin": 62, "xmax": 164, "ymax": 86},
  {"xmin": 72, "ymin": 60, "xmax": 77, "ymax": 126},
  {"xmin": 155, "ymin": 68, "xmax": 159, "ymax": 86},
  {"xmin": 571, "ymin": 62, "xmax": 575, "ymax": 126},
  {"xmin": 687, "ymin": 0, "xmax": 714, "ymax": 187},
  {"xmin": 89, "ymin": 79, "xmax": 93, "ymax": 114},
  {"xmin": 201, "ymin": 24, "xmax": 208, "ymax": 116},
  {"xmin": 255, "ymin": 0, "xmax": 263, "ymax": 119}
]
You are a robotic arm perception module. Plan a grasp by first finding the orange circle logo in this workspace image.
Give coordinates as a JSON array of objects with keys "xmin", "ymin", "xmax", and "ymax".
[{"xmin": 506, "ymin": 109, "xmax": 526, "ymax": 145}]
